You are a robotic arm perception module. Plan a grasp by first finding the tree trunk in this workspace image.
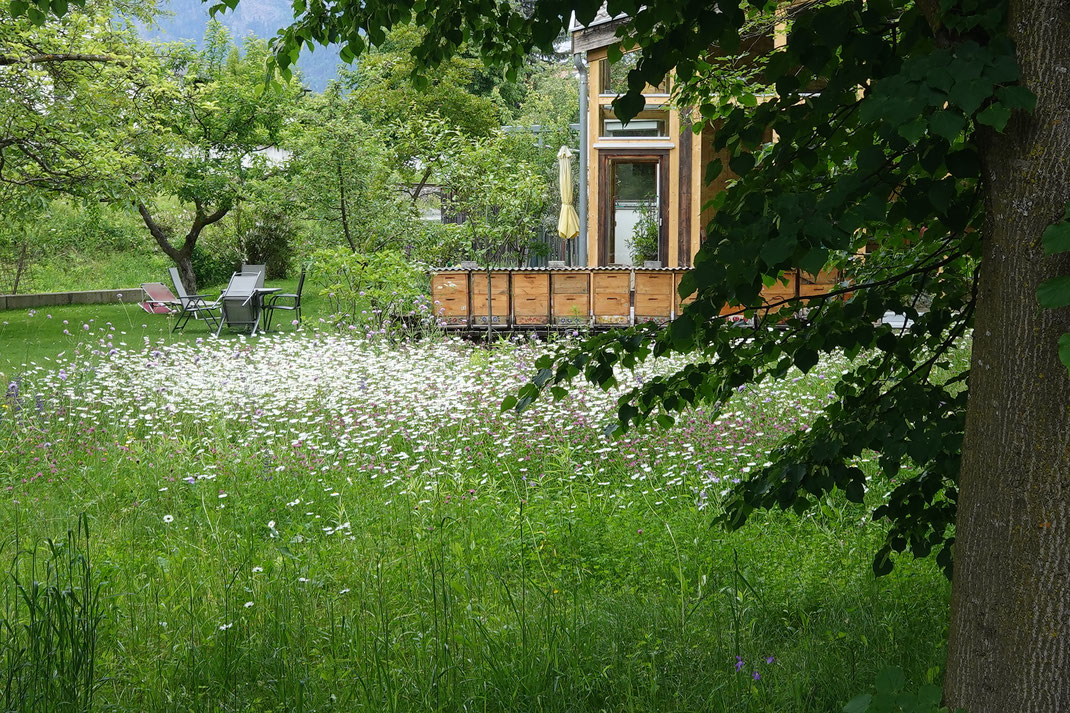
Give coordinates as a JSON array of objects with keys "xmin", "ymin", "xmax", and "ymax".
[
  {"xmin": 944, "ymin": 2, "xmax": 1070, "ymax": 711},
  {"xmin": 138, "ymin": 201, "xmax": 231, "ymax": 295},
  {"xmin": 174, "ymin": 252, "xmax": 197, "ymax": 297}
]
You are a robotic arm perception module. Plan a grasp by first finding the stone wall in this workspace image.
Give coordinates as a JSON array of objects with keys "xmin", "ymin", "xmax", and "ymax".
[{"xmin": 0, "ymin": 288, "xmax": 145, "ymax": 311}]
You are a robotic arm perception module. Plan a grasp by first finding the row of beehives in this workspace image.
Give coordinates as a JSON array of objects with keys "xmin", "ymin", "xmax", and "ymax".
[{"xmin": 429, "ymin": 268, "xmax": 841, "ymax": 328}]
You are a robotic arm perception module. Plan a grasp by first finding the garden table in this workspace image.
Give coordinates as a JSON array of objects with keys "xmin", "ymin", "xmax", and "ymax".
[{"xmin": 245, "ymin": 287, "xmax": 281, "ymax": 334}]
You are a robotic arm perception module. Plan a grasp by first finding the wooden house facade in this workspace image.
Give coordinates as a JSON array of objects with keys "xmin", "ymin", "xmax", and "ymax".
[
  {"xmin": 427, "ymin": 6, "xmax": 842, "ymax": 331},
  {"xmin": 570, "ymin": 10, "xmax": 781, "ymax": 269}
]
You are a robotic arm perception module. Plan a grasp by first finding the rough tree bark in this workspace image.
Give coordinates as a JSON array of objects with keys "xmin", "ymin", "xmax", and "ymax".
[
  {"xmin": 944, "ymin": 1, "xmax": 1070, "ymax": 710},
  {"xmin": 137, "ymin": 200, "xmax": 231, "ymax": 295}
]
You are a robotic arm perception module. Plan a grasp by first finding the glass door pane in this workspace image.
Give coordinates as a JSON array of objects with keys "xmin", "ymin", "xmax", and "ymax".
[{"xmin": 609, "ymin": 160, "xmax": 660, "ymax": 265}]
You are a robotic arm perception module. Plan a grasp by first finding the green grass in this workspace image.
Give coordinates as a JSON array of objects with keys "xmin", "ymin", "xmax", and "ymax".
[
  {"xmin": 0, "ymin": 276, "xmax": 319, "ymax": 375},
  {"xmin": 29, "ymin": 251, "xmax": 173, "ymax": 293},
  {"xmin": 0, "ymin": 322, "xmax": 952, "ymax": 712}
]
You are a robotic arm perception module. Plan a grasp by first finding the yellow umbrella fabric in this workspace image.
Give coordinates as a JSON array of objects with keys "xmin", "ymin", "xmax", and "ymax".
[{"xmin": 557, "ymin": 146, "xmax": 580, "ymax": 240}]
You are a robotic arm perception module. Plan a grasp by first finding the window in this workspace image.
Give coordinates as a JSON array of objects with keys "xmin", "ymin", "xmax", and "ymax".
[
  {"xmin": 600, "ymin": 53, "xmax": 670, "ymax": 95},
  {"xmin": 600, "ymin": 107, "xmax": 669, "ymax": 138}
]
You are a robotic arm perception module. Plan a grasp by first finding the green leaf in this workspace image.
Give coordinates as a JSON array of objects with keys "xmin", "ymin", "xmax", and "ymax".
[
  {"xmin": 996, "ymin": 84, "xmax": 1037, "ymax": 113},
  {"xmin": 656, "ymin": 413, "xmax": 675, "ymax": 428},
  {"xmin": 842, "ymin": 694, "xmax": 872, "ymax": 713},
  {"xmin": 949, "ymin": 76, "xmax": 993, "ymax": 115},
  {"xmin": 799, "ymin": 246, "xmax": 829, "ymax": 275},
  {"xmin": 897, "ymin": 116, "xmax": 927, "ymax": 142},
  {"xmin": 1059, "ymin": 333, "xmax": 1070, "ymax": 376},
  {"xmin": 872, "ymin": 546, "xmax": 894, "ymax": 576},
  {"xmin": 976, "ymin": 102, "xmax": 1012, "ymax": 131},
  {"xmin": 928, "ymin": 110, "xmax": 965, "ymax": 141},
  {"xmin": 729, "ymin": 151, "xmax": 755, "ymax": 176},
  {"xmin": 794, "ymin": 348, "xmax": 819, "ymax": 373},
  {"xmin": 1042, "ymin": 210, "xmax": 1070, "ymax": 255},
  {"xmin": 9, "ymin": 0, "xmax": 27, "ymax": 13},
  {"xmin": 704, "ymin": 158, "xmax": 723, "ymax": 184},
  {"xmin": 1036, "ymin": 275, "xmax": 1070, "ymax": 309},
  {"xmin": 856, "ymin": 146, "xmax": 885, "ymax": 174},
  {"xmin": 760, "ymin": 236, "xmax": 795, "ymax": 268},
  {"xmin": 945, "ymin": 149, "xmax": 981, "ymax": 179},
  {"xmin": 669, "ymin": 313, "xmax": 695, "ymax": 346},
  {"xmin": 500, "ymin": 395, "xmax": 517, "ymax": 412}
]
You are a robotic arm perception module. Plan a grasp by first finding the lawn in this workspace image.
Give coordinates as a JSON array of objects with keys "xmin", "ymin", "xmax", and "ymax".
[
  {"xmin": 0, "ymin": 276, "xmax": 315, "ymax": 374},
  {"xmin": 0, "ymin": 309, "xmax": 951, "ymax": 712}
]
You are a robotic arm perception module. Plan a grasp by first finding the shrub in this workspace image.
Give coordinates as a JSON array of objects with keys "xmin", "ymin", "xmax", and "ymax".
[
  {"xmin": 191, "ymin": 243, "xmax": 240, "ymax": 288},
  {"xmin": 309, "ymin": 247, "xmax": 435, "ymax": 335},
  {"xmin": 240, "ymin": 209, "xmax": 295, "ymax": 279}
]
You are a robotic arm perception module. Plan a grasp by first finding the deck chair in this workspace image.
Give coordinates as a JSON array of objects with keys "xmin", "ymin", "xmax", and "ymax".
[
  {"xmin": 263, "ymin": 267, "xmax": 306, "ymax": 331},
  {"xmin": 139, "ymin": 282, "xmax": 178, "ymax": 314},
  {"xmin": 241, "ymin": 264, "xmax": 266, "ymax": 289},
  {"xmin": 168, "ymin": 267, "xmax": 221, "ymax": 333},
  {"xmin": 216, "ymin": 273, "xmax": 262, "ymax": 336}
]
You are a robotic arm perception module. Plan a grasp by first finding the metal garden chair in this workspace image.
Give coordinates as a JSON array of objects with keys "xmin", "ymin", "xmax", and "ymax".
[
  {"xmin": 215, "ymin": 273, "xmax": 263, "ymax": 336},
  {"xmin": 263, "ymin": 266, "xmax": 306, "ymax": 331},
  {"xmin": 241, "ymin": 264, "xmax": 266, "ymax": 289},
  {"xmin": 168, "ymin": 268, "xmax": 221, "ymax": 333},
  {"xmin": 139, "ymin": 282, "xmax": 178, "ymax": 314}
]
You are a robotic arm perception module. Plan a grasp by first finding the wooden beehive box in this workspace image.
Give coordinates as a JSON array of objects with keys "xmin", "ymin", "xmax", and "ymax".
[
  {"xmin": 512, "ymin": 272, "xmax": 550, "ymax": 325},
  {"xmin": 799, "ymin": 268, "xmax": 842, "ymax": 298},
  {"xmin": 430, "ymin": 271, "xmax": 469, "ymax": 326},
  {"xmin": 674, "ymin": 270, "xmax": 697, "ymax": 316},
  {"xmin": 551, "ymin": 272, "xmax": 591, "ymax": 326},
  {"xmin": 759, "ymin": 271, "xmax": 798, "ymax": 309},
  {"xmin": 470, "ymin": 271, "xmax": 511, "ymax": 325},
  {"xmin": 634, "ymin": 271, "xmax": 674, "ymax": 324},
  {"xmin": 592, "ymin": 271, "xmax": 632, "ymax": 326}
]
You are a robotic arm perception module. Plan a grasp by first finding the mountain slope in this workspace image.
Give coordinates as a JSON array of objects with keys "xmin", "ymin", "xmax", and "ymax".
[{"xmin": 142, "ymin": 0, "xmax": 341, "ymax": 91}]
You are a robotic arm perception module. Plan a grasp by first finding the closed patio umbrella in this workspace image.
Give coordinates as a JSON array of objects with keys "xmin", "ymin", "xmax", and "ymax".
[{"xmin": 557, "ymin": 146, "xmax": 580, "ymax": 258}]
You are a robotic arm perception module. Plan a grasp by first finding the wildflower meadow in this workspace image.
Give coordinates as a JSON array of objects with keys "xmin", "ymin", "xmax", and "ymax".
[{"xmin": 0, "ymin": 317, "xmax": 951, "ymax": 712}]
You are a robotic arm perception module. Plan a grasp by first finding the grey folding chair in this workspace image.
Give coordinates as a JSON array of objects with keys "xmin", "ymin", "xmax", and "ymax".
[
  {"xmin": 168, "ymin": 267, "xmax": 220, "ymax": 333},
  {"xmin": 216, "ymin": 273, "xmax": 262, "ymax": 336},
  {"xmin": 241, "ymin": 264, "xmax": 266, "ymax": 289}
]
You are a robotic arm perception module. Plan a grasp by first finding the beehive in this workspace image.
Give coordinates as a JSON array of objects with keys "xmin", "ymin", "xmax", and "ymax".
[
  {"xmin": 470, "ymin": 271, "xmax": 510, "ymax": 325},
  {"xmin": 551, "ymin": 272, "xmax": 591, "ymax": 326},
  {"xmin": 512, "ymin": 272, "xmax": 550, "ymax": 325},
  {"xmin": 592, "ymin": 272, "xmax": 631, "ymax": 326},
  {"xmin": 430, "ymin": 271, "xmax": 469, "ymax": 326},
  {"xmin": 634, "ymin": 271, "xmax": 674, "ymax": 324}
]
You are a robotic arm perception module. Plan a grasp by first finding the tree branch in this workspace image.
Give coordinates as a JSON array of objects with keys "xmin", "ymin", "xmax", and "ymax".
[{"xmin": 137, "ymin": 203, "xmax": 179, "ymax": 259}]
